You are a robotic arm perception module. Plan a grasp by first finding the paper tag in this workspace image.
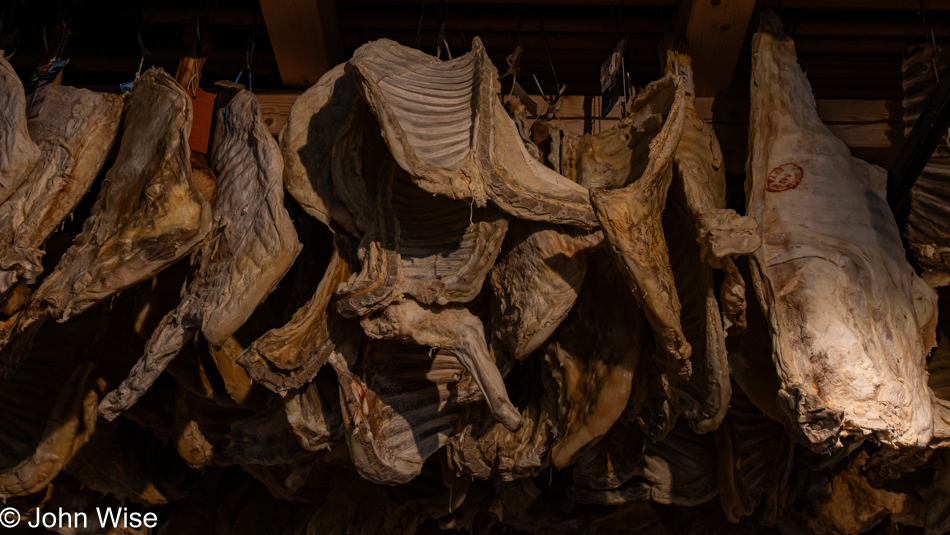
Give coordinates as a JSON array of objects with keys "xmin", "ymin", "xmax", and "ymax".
[
  {"xmin": 25, "ymin": 59, "xmax": 69, "ymax": 118},
  {"xmin": 188, "ymin": 88, "xmax": 215, "ymax": 154},
  {"xmin": 600, "ymin": 39, "xmax": 625, "ymax": 118},
  {"xmin": 677, "ymin": 62, "xmax": 694, "ymax": 95}
]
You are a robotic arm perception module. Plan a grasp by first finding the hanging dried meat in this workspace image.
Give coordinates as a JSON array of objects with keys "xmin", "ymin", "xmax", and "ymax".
[
  {"xmin": 360, "ymin": 299, "xmax": 521, "ymax": 431},
  {"xmin": 0, "ymin": 86, "xmax": 124, "ymax": 300},
  {"xmin": 280, "ymin": 63, "xmax": 360, "ymax": 235},
  {"xmin": 584, "ymin": 75, "xmax": 692, "ymax": 386},
  {"xmin": 237, "ymin": 236, "xmax": 358, "ymax": 394},
  {"xmin": 489, "ymin": 221, "xmax": 601, "ymax": 360},
  {"xmin": 348, "ymin": 38, "xmax": 597, "ymax": 228},
  {"xmin": 330, "ymin": 339, "xmax": 469, "ymax": 484},
  {"xmin": 337, "ymin": 157, "xmax": 507, "ymax": 316},
  {"xmin": 901, "ymin": 42, "xmax": 950, "ymax": 287},
  {"xmin": 545, "ymin": 253, "xmax": 650, "ymax": 468},
  {"xmin": 0, "ymin": 53, "xmax": 40, "ymax": 207},
  {"xmin": 0, "ymin": 69, "xmax": 213, "ymax": 376},
  {"xmin": 746, "ymin": 13, "xmax": 938, "ymax": 451},
  {"xmin": 0, "ymin": 25, "xmax": 946, "ymax": 535},
  {"xmin": 99, "ymin": 87, "xmax": 300, "ymax": 419}
]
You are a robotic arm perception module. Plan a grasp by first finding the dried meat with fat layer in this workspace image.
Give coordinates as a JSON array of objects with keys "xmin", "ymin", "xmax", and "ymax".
[
  {"xmin": 99, "ymin": 88, "xmax": 300, "ymax": 419},
  {"xmin": 329, "ymin": 340, "xmax": 468, "ymax": 484},
  {"xmin": 0, "ymin": 86, "xmax": 123, "ymax": 299},
  {"xmin": 237, "ymin": 235, "xmax": 357, "ymax": 394},
  {"xmin": 586, "ymin": 75, "xmax": 692, "ymax": 380},
  {"xmin": 545, "ymin": 256, "xmax": 649, "ymax": 468},
  {"xmin": 746, "ymin": 13, "xmax": 937, "ymax": 451},
  {"xmin": 0, "ymin": 53, "xmax": 40, "ymax": 206},
  {"xmin": 347, "ymin": 38, "xmax": 597, "ymax": 228},
  {"xmin": 360, "ymin": 298, "xmax": 522, "ymax": 431},
  {"xmin": 280, "ymin": 63, "xmax": 359, "ymax": 235},
  {"xmin": 489, "ymin": 221, "xmax": 602, "ymax": 360},
  {"xmin": 0, "ymin": 68, "xmax": 213, "ymax": 375}
]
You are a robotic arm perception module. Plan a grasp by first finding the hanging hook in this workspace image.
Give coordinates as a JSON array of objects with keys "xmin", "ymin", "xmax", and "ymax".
[
  {"xmin": 537, "ymin": 16, "xmax": 565, "ymax": 113},
  {"xmin": 226, "ymin": 27, "xmax": 257, "ymax": 122},
  {"xmin": 415, "ymin": 0, "xmax": 428, "ymax": 50},
  {"xmin": 135, "ymin": 20, "xmax": 151, "ymax": 80}
]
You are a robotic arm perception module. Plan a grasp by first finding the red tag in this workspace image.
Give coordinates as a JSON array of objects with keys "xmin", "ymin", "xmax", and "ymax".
[{"xmin": 188, "ymin": 88, "xmax": 215, "ymax": 154}]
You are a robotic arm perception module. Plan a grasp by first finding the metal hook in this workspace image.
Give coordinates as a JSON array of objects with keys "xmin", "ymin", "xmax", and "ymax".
[
  {"xmin": 135, "ymin": 20, "xmax": 151, "ymax": 79},
  {"xmin": 538, "ymin": 17, "xmax": 563, "ymax": 107}
]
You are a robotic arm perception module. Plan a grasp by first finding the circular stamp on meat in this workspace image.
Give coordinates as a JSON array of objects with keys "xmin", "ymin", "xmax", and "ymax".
[{"xmin": 767, "ymin": 163, "xmax": 803, "ymax": 192}]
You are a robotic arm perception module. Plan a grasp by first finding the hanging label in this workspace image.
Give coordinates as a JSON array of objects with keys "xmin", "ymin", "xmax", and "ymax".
[
  {"xmin": 188, "ymin": 88, "xmax": 215, "ymax": 154},
  {"xmin": 25, "ymin": 59, "xmax": 69, "ymax": 118},
  {"xmin": 675, "ymin": 60, "xmax": 694, "ymax": 95},
  {"xmin": 600, "ymin": 39, "xmax": 625, "ymax": 118}
]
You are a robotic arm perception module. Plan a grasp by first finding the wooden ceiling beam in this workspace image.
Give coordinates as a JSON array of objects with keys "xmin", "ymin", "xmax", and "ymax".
[
  {"xmin": 678, "ymin": 0, "xmax": 757, "ymax": 97},
  {"xmin": 259, "ymin": 0, "xmax": 342, "ymax": 88}
]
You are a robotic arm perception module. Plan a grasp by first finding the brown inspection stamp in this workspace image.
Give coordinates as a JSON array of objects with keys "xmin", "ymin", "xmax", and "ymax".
[{"xmin": 767, "ymin": 163, "xmax": 804, "ymax": 192}]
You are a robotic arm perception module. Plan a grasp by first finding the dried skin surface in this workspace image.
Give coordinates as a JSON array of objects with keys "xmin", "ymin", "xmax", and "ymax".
[
  {"xmin": 331, "ymin": 96, "xmax": 385, "ymax": 235},
  {"xmin": 902, "ymin": 43, "xmax": 950, "ymax": 287},
  {"xmin": 237, "ymin": 237, "xmax": 355, "ymax": 394},
  {"xmin": 588, "ymin": 76, "xmax": 691, "ymax": 379},
  {"xmin": 490, "ymin": 221, "xmax": 602, "ymax": 359},
  {"xmin": 284, "ymin": 373, "xmax": 342, "ymax": 452},
  {"xmin": 99, "ymin": 89, "xmax": 300, "ymax": 419},
  {"xmin": 360, "ymin": 299, "xmax": 521, "ymax": 431},
  {"xmin": 280, "ymin": 63, "xmax": 359, "ymax": 235},
  {"xmin": 747, "ymin": 17, "xmax": 936, "ymax": 451},
  {"xmin": 15, "ymin": 68, "xmax": 212, "ymax": 358},
  {"xmin": 330, "ymin": 340, "xmax": 467, "ymax": 484},
  {"xmin": 0, "ymin": 363, "xmax": 97, "ymax": 498},
  {"xmin": 338, "ymin": 158, "xmax": 507, "ymax": 315},
  {"xmin": 0, "ymin": 86, "xmax": 123, "ymax": 296},
  {"xmin": 348, "ymin": 38, "xmax": 597, "ymax": 228},
  {"xmin": 546, "ymin": 258, "xmax": 649, "ymax": 469},
  {"xmin": 0, "ymin": 54, "xmax": 40, "ymax": 206}
]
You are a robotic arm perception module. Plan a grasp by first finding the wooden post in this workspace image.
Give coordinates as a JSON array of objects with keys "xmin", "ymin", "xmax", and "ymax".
[
  {"xmin": 258, "ymin": 0, "xmax": 342, "ymax": 88},
  {"xmin": 680, "ymin": 0, "xmax": 757, "ymax": 97}
]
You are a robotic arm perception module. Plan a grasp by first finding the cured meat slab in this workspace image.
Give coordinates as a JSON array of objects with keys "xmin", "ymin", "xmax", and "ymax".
[
  {"xmin": 0, "ymin": 86, "xmax": 124, "ymax": 298},
  {"xmin": 0, "ymin": 54, "xmax": 40, "ymax": 206},
  {"xmin": 746, "ymin": 14, "xmax": 937, "ymax": 451},
  {"xmin": 99, "ymin": 88, "xmax": 300, "ymax": 419}
]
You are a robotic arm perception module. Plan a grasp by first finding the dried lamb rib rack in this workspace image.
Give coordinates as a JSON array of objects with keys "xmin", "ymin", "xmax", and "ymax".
[
  {"xmin": 99, "ymin": 87, "xmax": 300, "ymax": 419},
  {"xmin": 745, "ymin": 12, "xmax": 938, "ymax": 451},
  {"xmin": 347, "ymin": 37, "xmax": 597, "ymax": 228},
  {"xmin": 336, "ymin": 156, "xmax": 508, "ymax": 316}
]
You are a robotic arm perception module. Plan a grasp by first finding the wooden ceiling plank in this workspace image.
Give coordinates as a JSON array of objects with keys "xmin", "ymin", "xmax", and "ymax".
[
  {"xmin": 259, "ymin": 0, "xmax": 342, "ymax": 88},
  {"xmin": 681, "ymin": 0, "xmax": 757, "ymax": 97}
]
